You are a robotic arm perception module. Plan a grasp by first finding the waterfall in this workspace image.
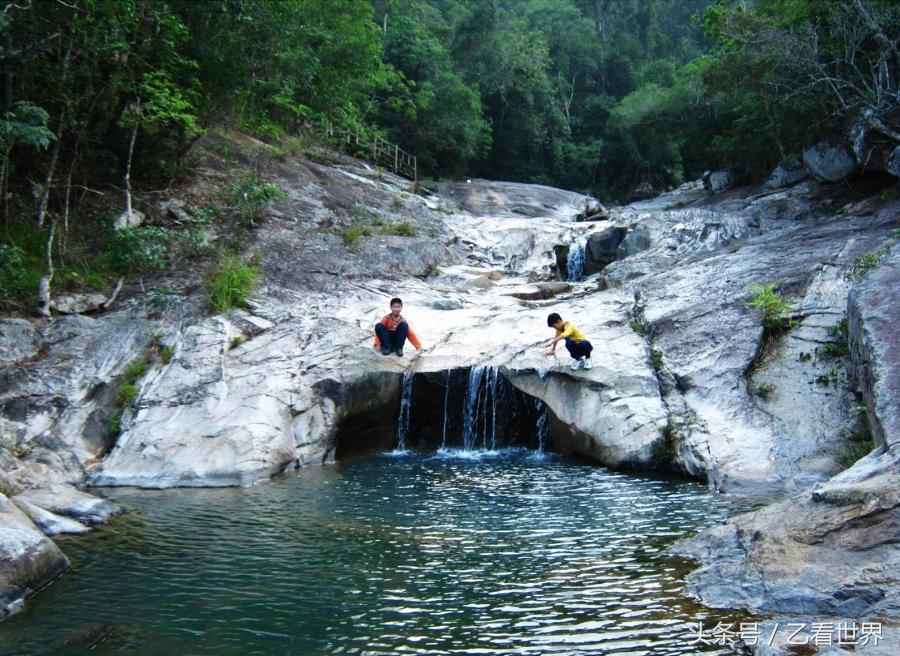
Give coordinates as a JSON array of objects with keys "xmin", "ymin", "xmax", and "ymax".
[
  {"xmin": 534, "ymin": 399, "xmax": 549, "ymax": 454},
  {"xmin": 441, "ymin": 369, "xmax": 451, "ymax": 449},
  {"xmin": 567, "ymin": 239, "xmax": 586, "ymax": 282},
  {"xmin": 395, "ymin": 373, "xmax": 414, "ymax": 452},
  {"xmin": 462, "ymin": 366, "xmax": 501, "ymax": 451},
  {"xmin": 462, "ymin": 366, "xmax": 486, "ymax": 450}
]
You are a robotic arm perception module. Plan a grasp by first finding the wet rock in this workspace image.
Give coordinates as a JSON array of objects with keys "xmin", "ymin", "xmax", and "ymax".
[
  {"xmin": 0, "ymin": 495, "xmax": 69, "ymax": 619},
  {"xmin": 764, "ymin": 158, "xmax": 808, "ymax": 189},
  {"xmin": 803, "ymin": 141, "xmax": 857, "ymax": 181}
]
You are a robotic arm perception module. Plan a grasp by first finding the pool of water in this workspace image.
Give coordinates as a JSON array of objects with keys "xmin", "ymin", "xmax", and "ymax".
[{"xmin": 0, "ymin": 449, "xmax": 754, "ymax": 655}]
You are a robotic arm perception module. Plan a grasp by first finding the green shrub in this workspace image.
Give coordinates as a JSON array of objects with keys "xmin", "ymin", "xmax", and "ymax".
[
  {"xmin": 340, "ymin": 224, "xmax": 372, "ymax": 246},
  {"xmin": 845, "ymin": 246, "xmax": 890, "ymax": 281},
  {"xmin": 819, "ymin": 318, "xmax": 850, "ymax": 358},
  {"xmin": 144, "ymin": 286, "xmax": 180, "ymax": 311},
  {"xmin": 630, "ymin": 319, "xmax": 645, "ymax": 334},
  {"xmin": 229, "ymin": 335, "xmax": 245, "ymax": 350},
  {"xmin": 107, "ymin": 226, "xmax": 171, "ymax": 275},
  {"xmin": 836, "ymin": 425, "xmax": 872, "ymax": 468},
  {"xmin": 649, "ymin": 348, "xmax": 664, "ymax": 370},
  {"xmin": 223, "ymin": 175, "xmax": 285, "ymax": 225},
  {"xmin": 207, "ymin": 253, "xmax": 260, "ymax": 312},
  {"xmin": 116, "ymin": 382, "xmax": 139, "ymax": 406},
  {"xmin": 0, "ymin": 243, "xmax": 26, "ymax": 299},
  {"xmin": 159, "ymin": 345, "xmax": 173, "ymax": 364},
  {"xmin": 744, "ymin": 282, "xmax": 793, "ymax": 330},
  {"xmin": 381, "ymin": 221, "xmax": 416, "ymax": 237}
]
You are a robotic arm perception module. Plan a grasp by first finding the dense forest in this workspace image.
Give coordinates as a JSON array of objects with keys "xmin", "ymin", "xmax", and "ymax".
[{"xmin": 1, "ymin": 0, "xmax": 898, "ymax": 308}]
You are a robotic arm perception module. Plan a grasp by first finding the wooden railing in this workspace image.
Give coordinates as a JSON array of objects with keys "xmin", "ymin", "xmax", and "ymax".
[{"xmin": 322, "ymin": 121, "xmax": 417, "ymax": 182}]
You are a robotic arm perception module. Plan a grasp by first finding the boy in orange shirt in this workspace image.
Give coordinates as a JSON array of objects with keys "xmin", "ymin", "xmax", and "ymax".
[{"xmin": 374, "ymin": 297, "xmax": 423, "ymax": 357}]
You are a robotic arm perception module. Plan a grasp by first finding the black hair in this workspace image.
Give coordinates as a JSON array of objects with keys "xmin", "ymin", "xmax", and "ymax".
[
  {"xmin": 547, "ymin": 312, "xmax": 562, "ymax": 326},
  {"xmin": 390, "ymin": 297, "xmax": 403, "ymax": 306}
]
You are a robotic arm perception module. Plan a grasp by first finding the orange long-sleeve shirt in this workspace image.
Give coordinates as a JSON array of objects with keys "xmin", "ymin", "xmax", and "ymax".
[{"xmin": 373, "ymin": 314, "xmax": 422, "ymax": 350}]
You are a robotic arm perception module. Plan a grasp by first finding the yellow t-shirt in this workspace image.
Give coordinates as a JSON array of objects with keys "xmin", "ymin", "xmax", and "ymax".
[{"xmin": 556, "ymin": 322, "xmax": 586, "ymax": 343}]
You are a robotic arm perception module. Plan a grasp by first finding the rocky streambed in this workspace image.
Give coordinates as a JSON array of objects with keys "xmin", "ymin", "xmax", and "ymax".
[{"xmin": 1, "ymin": 134, "xmax": 898, "ymax": 654}]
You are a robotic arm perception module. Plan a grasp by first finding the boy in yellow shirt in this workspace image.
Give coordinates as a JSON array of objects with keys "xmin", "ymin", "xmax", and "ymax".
[{"xmin": 545, "ymin": 312, "xmax": 593, "ymax": 370}]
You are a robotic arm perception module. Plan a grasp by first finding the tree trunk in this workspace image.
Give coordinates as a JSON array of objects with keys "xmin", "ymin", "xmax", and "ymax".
[
  {"xmin": 1, "ymin": 145, "xmax": 10, "ymax": 242},
  {"xmin": 124, "ymin": 111, "xmax": 140, "ymax": 221},
  {"xmin": 36, "ymin": 217, "xmax": 56, "ymax": 317},
  {"xmin": 36, "ymin": 111, "xmax": 64, "ymax": 228}
]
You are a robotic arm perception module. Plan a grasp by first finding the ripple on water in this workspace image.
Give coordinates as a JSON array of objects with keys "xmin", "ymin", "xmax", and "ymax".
[{"xmin": 0, "ymin": 451, "xmax": 753, "ymax": 655}]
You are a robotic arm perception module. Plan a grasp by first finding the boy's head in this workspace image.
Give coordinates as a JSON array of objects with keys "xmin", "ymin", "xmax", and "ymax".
[
  {"xmin": 390, "ymin": 297, "xmax": 403, "ymax": 314},
  {"xmin": 547, "ymin": 312, "xmax": 563, "ymax": 329}
]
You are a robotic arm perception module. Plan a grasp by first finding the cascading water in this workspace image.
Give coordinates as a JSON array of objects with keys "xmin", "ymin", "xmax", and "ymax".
[
  {"xmin": 395, "ymin": 373, "xmax": 414, "ymax": 452},
  {"xmin": 441, "ymin": 369, "xmax": 451, "ymax": 449},
  {"xmin": 534, "ymin": 399, "xmax": 549, "ymax": 455},
  {"xmin": 462, "ymin": 367, "xmax": 486, "ymax": 450},
  {"xmin": 462, "ymin": 366, "xmax": 501, "ymax": 451},
  {"xmin": 567, "ymin": 239, "xmax": 586, "ymax": 282}
]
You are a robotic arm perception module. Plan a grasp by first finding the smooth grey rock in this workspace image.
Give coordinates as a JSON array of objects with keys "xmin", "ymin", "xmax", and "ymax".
[
  {"xmin": 670, "ymin": 219, "xmax": 900, "ymax": 624},
  {"xmin": 702, "ymin": 170, "xmax": 732, "ymax": 193},
  {"xmin": 803, "ymin": 141, "xmax": 857, "ymax": 181},
  {"xmin": 0, "ymin": 495, "xmax": 69, "ymax": 619},
  {"xmin": 11, "ymin": 498, "xmax": 89, "ymax": 536},
  {"xmin": 617, "ymin": 226, "xmax": 651, "ymax": 259},
  {"xmin": 0, "ymin": 314, "xmax": 154, "ymax": 483},
  {"xmin": 426, "ymin": 298, "xmax": 464, "ymax": 311},
  {"xmin": 764, "ymin": 158, "xmax": 808, "ymax": 189},
  {"xmin": 0, "ymin": 319, "xmax": 39, "ymax": 366},
  {"xmin": 848, "ymin": 241, "xmax": 900, "ymax": 452},
  {"xmin": 14, "ymin": 485, "xmax": 120, "ymax": 525}
]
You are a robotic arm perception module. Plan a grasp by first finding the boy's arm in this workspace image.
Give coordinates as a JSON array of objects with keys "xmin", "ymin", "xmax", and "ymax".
[{"xmin": 407, "ymin": 325, "xmax": 422, "ymax": 350}]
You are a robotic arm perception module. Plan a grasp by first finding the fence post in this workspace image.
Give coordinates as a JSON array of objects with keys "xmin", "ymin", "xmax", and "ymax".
[{"xmin": 394, "ymin": 144, "xmax": 399, "ymax": 173}]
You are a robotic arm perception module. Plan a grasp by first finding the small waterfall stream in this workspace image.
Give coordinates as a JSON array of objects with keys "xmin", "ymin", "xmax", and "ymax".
[
  {"xmin": 567, "ymin": 239, "xmax": 586, "ymax": 282},
  {"xmin": 394, "ymin": 373, "xmax": 414, "ymax": 452},
  {"xmin": 391, "ymin": 366, "xmax": 551, "ymax": 456}
]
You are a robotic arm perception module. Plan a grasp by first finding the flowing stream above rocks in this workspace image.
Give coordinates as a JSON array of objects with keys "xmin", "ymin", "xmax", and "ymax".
[{"xmin": 0, "ymin": 451, "xmax": 757, "ymax": 656}]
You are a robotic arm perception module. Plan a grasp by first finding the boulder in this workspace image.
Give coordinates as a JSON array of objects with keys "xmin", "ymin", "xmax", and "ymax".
[
  {"xmin": 112, "ymin": 209, "xmax": 144, "ymax": 230},
  {"xmin": 13, "ymin": 485, "xmax": 120, "ymax": 525},
  {"xmin": 764, "ymin": 158, "xmax": 808, "ymax": 189},
  {"xmin": 616, "ymin": 226, "xmax": 651, "ymax": 259},
  {"xmin": 12, "ymin": 498, "xmax": 90, "ymax": 536},
  {"xmin": 702, "ymin": 170, "xmax": 732, "ymax": 193},
  {"xmin": 887, "ymin": 146, "xmax": 900, "ymax": 178},
  {"xmin": 585, "ymin": 227, "xmax": 628, "ymax": 273},
  {"xmin": 631, "ymin": 181, "xmax": 656, "ymax": 201},
  {"xmin": 51, "ymin": 292, "xmax": 108, "ymax": 315},
  {"xmin": 0, "ymin": 494, "xmax": 69, "ymax": 619},
  {"xmin": 851, "ymin": 120, "xmax": 897, "ymax": 175},
  {"xmin": 505, "ymin": 282, "xmax": 572, "ymax": 300},
  {"xmin": 803, "ymin": 141, "xmax": 857, "ymax": 181}
]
